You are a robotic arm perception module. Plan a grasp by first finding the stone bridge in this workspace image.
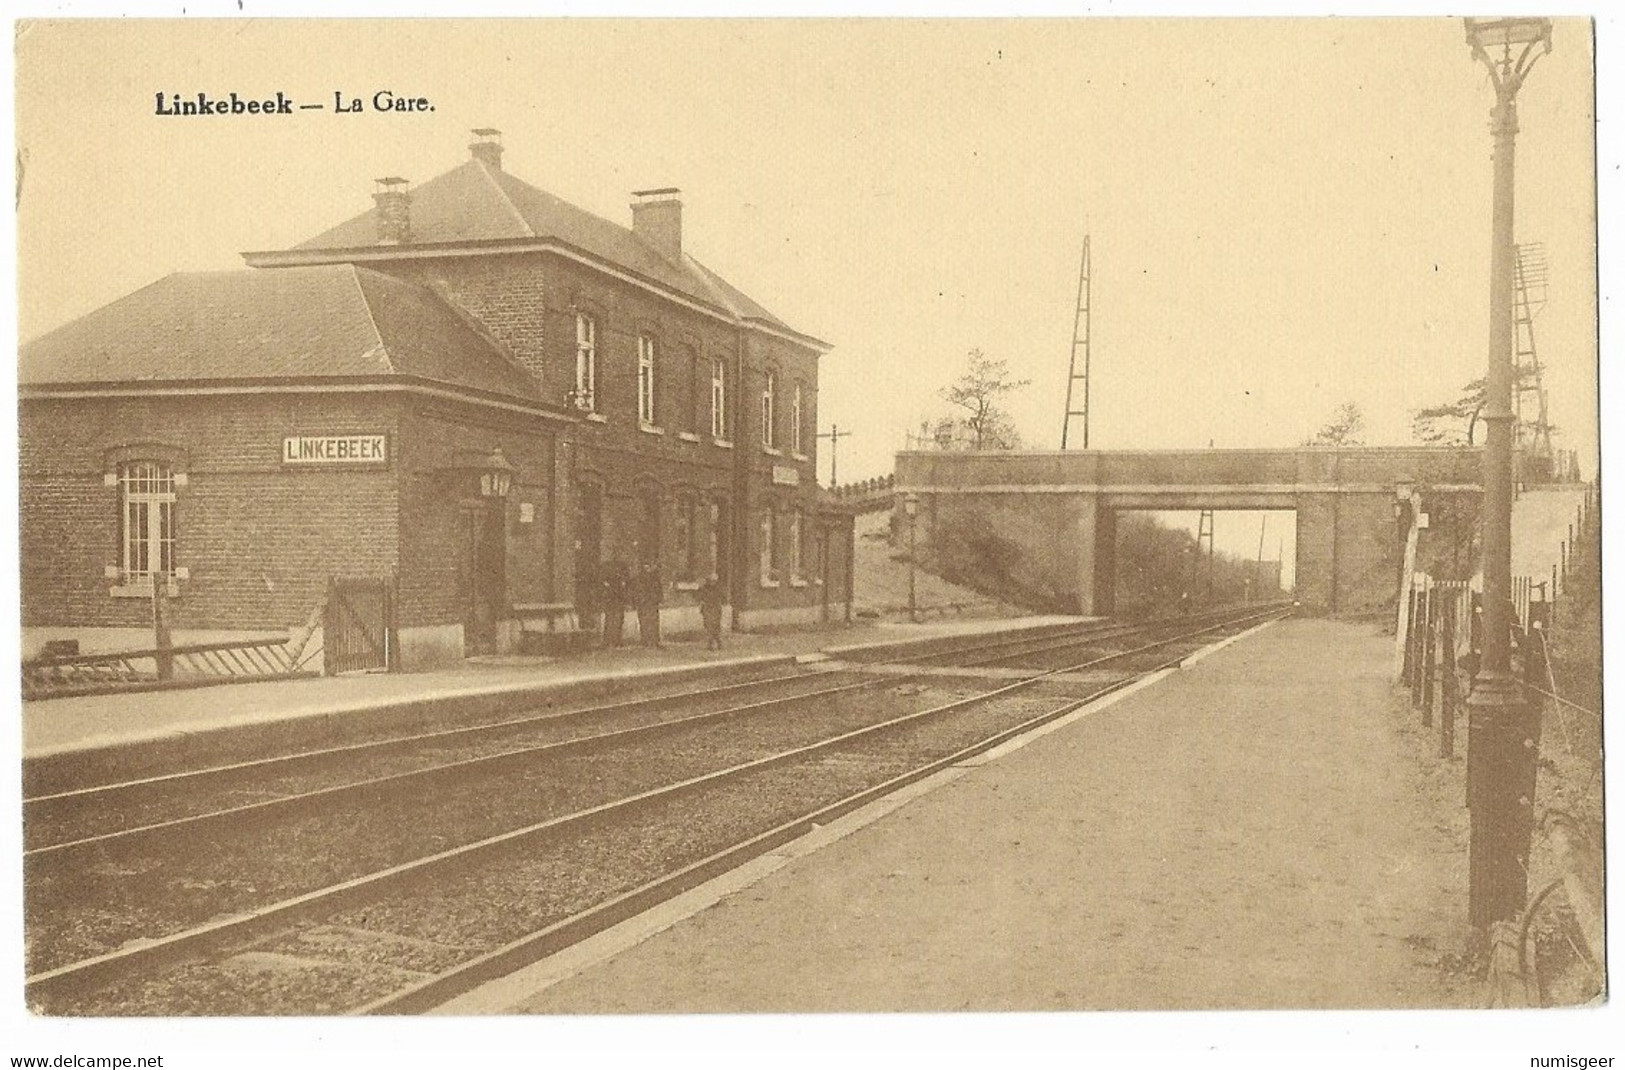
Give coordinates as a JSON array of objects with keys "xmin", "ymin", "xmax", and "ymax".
[{"xmin": 894, "ymin": 447, "xmax": 1483, "ymax": 616}]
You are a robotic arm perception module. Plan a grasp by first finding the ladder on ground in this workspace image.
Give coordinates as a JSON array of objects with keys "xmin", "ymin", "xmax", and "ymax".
[{"xmin": 1060, "ymin": 235, "xmax": 1092, "ymax": 449}]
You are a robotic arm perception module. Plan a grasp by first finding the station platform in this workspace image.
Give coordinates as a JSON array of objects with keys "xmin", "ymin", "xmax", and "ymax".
[
  {"xmin": 441, "ymin": 616, "xmax": 1477, "ymax": 1014},
  {"xmin": 21, "ymin": 613, "xmax": 1085, "ymax": 778}
]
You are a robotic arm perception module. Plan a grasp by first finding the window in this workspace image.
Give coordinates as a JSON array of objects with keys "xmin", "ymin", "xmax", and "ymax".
[
  {"xmin": 573, "ymin": 313, "xmax": 597, "ymax": 411},
  {"xmin": 675, "ymin": 494, "xmax": 704, "ymax": 582},
  {"xmin": 789, "ymin": 509, "xmax": 804, "ymax": 580},
  {"xmin": 761, "ymin": 371, "xmax": 776, "ymax": 449},
  {"xmin": 711, "ymin": 358, "xmax": 728, "ymax": 439},
  {"xmin": 686, "ymin": 346, "xmax": 701, "ymax": 434},
  {"xmin": 120, "ymin": 461, "xmax": 176, "ymax": 583},
  {"xmin": 759, "ymin": 509, "xmax": 777, "ymax": 584},
  {"xmin": 708, "ymin": 500, "xmax": 723, "ymax": 577},
  {"xmin": 638, "ymin": 335, "xmax": 657, "ymax": 425},
  {"xmin": 792, "ymin": 383, "xmax": 804, "ymax": 454}
]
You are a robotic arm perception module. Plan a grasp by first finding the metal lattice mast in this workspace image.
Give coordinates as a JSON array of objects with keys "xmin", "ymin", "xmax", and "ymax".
[
  {"xmin": 1513, "ymin": 242, "xmax": 1553, "ymax": 460},
  {"xmin": 1060, "ymin": 236, "xmax": 1092, "ymax": 449},
  {"xmin": 1197, "ymin": 509, "xmax": 1215, "ymax": 602}
]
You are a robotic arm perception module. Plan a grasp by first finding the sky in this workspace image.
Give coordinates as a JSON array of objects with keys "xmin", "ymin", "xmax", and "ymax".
[{"xmin": 14, "ymin": 17, "xmax": 1600, "ymax": 497}]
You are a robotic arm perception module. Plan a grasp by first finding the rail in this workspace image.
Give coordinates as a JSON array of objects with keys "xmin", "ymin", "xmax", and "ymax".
[{"xmin": 24, "ymin": 604, "xmax": 1283, "ymax": 1011}]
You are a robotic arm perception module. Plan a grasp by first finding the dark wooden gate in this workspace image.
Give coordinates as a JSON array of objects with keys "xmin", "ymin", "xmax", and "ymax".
[{"xmin": 325, "ymin": 576, "xmax": 395, "ymax": 674}]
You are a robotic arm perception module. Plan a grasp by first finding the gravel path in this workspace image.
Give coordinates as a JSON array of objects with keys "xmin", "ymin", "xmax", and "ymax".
[{"xmin": 505, "ymin": 617, "xmax": 1477, "ymax": 1012}]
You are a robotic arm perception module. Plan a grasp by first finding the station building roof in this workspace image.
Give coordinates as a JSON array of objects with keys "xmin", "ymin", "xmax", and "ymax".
[
  {"xmin": 242, "ymin": 155, "xmax": 826, "ymax": 351},
  {"xmin": 18, "ymin": 263, "xmax": 544, "ymax": 405}
]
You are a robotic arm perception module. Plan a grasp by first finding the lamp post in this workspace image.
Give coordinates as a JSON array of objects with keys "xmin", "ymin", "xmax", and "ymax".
[
  {"xmin": 903, "ymin": 492, "xmax": 919, "ymax": 623},
  {"xmin": 1463, "ymin": 15, "xmax": 1552, "ymax": 931}
]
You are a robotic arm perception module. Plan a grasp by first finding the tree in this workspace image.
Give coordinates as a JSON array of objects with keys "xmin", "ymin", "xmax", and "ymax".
[
  {"xmin": 929, "ymin": 349, "xmax": 1031, "ymax": 451},
  {"xmin": 1305, "ymin": 401, "xmax": 1365, "ymax": 446},
  {"xmin": 1411, "ymin": 368, "xmax": 1541, "ymax": 447}
]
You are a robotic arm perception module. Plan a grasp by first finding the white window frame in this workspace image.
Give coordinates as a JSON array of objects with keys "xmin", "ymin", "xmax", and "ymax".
[
  {"xmin": 788, "ymin": 509, "xmax": 804, "ymax": 582},
  {"xmin": 121, "ymin": 461, "xmax": 177, "ymax": 584},
  {"xmin": 638, "ymin": 334, "xmax": 657, "ymax": 426},
  {"xmin": 761, "ymin": 371, "xmax": 777, "ymax": 449},
  {"xmin": 711, "ymin": 357, "xmax": 728, "ymax": 440},
  {"xmin": 759, "ymin": 508, "xmax": 778, "ymax": 586},
  {"xmin": 708, "ymin": 499, "xmax": 723, "ymax": 576},
  {"xmin": 574, "ymin": 313, "xmax": 597, "ymax": 412}
]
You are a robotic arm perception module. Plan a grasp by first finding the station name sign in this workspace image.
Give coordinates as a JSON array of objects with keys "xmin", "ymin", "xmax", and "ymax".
[{"xmin": 283, "ymin": 434, "xmax": 388, "ymax": 465}]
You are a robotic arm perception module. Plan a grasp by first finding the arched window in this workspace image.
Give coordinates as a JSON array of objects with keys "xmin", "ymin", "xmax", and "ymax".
[
  {"xmin": 573, "ymin": 313, "xmax": 597, "ymax": 412},
  {"xmin": 792, "ymin": 382, "xmax": 804, "ymax": 454},
  {"xmin": 761, "ymin": 371, "xmax": 777, "ymax": 449},
  {"xmin": 711, "ymin": 357, "xmax": 729, "ymax": 440},
  {"xmin": 120, "ymin": 461, "xmax": 177, "ymax": 583},
  {"xmin": 759, "ymin": 507, "xmax": 778, "ymax": 585},
  {"xmin": 788, "ymin": 508, "xmax": 804, "ymax": 581},
  {"xmin": 638, "ymin": 335, "xmax": 657, "ymax": 426},
  {"xmin": 674, "ymin": 492, "xmax": 705, "ymax": 582}
]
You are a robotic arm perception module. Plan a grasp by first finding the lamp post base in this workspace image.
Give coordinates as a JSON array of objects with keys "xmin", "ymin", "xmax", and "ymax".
[{"xmin": 1465, "ymin": 668, "xmax": 1541, "ymax": 930}]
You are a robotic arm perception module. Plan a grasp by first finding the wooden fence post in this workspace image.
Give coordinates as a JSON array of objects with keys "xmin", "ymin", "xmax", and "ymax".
[
  {"xmin": 1440, "ymin": 599, "xmax": 1457, "ymax": 758},
  {"xmin": 1421, "ymin": 590, "xmax": 1435, "ymax": 727},
  {"xmin": 151, "ymin": 572, "xmax": 174, "ymax": 682},
  {"xmin": 1400, "ymin": 587, "xmax": 1415, "ymax": 687},
  {"xmin": 323, "ymin": 576, "xmax": 338, "ymax": 677}
]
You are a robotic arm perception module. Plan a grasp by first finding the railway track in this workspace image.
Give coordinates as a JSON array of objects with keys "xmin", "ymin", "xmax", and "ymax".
[
  {"xmin": 25, "ymin": 606, "xmax": 1257, "ymax": 852},
  {"xmin": 26, "ymin": 604, "xmax": 1286, "ymax": 1015}
]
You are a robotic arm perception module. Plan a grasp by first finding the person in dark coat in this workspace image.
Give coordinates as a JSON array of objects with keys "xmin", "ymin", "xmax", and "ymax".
[
  {"xmin": 635, "ymin": 562, "xmax": 663, "ymax": 647},
  {"xmin": 600, "ymin": 561, "xmax": 627, "ymax": 648},
  {"xmin": 698, "ymin": 572, "xmax": 724, "ymax": 650}
]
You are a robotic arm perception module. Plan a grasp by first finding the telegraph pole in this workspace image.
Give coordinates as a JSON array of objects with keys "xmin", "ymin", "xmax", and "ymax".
[
  {"xmin": 818, "ymin": 424, "xmax": 852, "ymax": 488},
  {"xmin": 1463, "ymin": 16, "xmax": 1552, "ymax": 931}
]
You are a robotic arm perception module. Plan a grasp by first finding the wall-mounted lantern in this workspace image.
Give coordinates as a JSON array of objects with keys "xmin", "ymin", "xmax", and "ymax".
[{"xmin": 445, "ymin": 446, "xmax": 516, "ymax": 501}]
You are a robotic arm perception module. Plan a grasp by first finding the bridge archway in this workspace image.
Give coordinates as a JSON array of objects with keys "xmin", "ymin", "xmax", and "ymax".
[{"xmin": 895, "ymin": 447, "xmax": 1481, "ymax": 617}]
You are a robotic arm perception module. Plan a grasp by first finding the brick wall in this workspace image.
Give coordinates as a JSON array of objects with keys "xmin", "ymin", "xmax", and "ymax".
[
  {"xmin": 399, "ymin": 254, "xmax": 552, "ymax": 385},
  {"xmin": 20, "ymin": 393, "xmax": 401, "ymax": 631},
  {"xmin": 387, "ymin": 250, "xmax": 834, "ymax": 619},
  {"xmin": 392, "ymin": 400, "xmax": 559, "ymax": 630}
]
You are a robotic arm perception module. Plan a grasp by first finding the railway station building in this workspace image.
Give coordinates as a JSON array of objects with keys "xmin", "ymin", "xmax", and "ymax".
[{"xmin": 19, "ymin": 131, "xmax": 853, "ymax": 670}]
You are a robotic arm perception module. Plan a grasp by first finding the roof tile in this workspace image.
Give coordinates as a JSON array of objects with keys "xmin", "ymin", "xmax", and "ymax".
[
  {"xmin": 20, "ymin": 264, "xmax": 544, "ymax": 405},
  {"xmin": 292, "ymin": 158, "xmax": 804, "ymax": 337}
]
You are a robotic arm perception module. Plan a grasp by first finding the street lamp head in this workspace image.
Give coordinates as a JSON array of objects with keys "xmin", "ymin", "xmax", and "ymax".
[
  {"xmin": 903, "ymin": 492, "xmax": 919, "ymax": 518},
  {"xmin": 1465, "ymin": 17, "xmax": 1553, "ymax": 95},
  {"xmin": 1464, "ymin": 17, "xmax": 1553, "ymax": 51}
]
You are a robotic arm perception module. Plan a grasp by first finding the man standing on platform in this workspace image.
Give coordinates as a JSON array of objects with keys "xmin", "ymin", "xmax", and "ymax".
[
  {"xmin": 600, "ymin": 561, "xmax": 627, "ymax": 648},
  {"xmin": 698, "ymin": 572, "xmax": 724, "ymax": 651}
]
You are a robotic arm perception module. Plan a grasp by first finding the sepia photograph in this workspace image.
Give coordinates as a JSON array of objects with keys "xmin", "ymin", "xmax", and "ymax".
[{"xmin": 5, "ymin": 7, "xmax": 1616, "ymax": 1067}]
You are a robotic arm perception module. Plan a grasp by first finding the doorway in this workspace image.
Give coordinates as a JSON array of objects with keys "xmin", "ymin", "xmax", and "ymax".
[
  {"xmin": 574, "ymin": 482, "xmax": 603, "ymax": 626},
  {"xmin": 462, "ymin": 501, "xmax": 506, "ymax": 655}
]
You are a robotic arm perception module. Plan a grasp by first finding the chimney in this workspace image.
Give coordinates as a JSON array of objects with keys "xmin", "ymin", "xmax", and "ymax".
[
  {"xmin": 372, "ymin": 176, "xmax": 411, "ymax": 244},
  {"xmin": 630, "ymin": 188, "xmax": 682, "ymax": 261},
  {"xmin": 469, "ymin": 127, "xmax": 504, "ymax": 170}
]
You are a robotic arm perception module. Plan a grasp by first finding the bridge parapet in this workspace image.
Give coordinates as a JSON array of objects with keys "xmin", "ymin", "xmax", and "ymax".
[{"xmin": 898, "ymin": 446, "xmax": 1483, "ymax": 493}]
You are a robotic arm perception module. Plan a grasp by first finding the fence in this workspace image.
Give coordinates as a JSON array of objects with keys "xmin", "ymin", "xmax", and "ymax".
[
  {"xmin": 825, "ymin": 473, "xmax": 897, "ymax": 514},
  {"xmin": 1398, "ymin": 560, "xmax": 1601, "ymax": 1003},
  {"xmin": 22, "ymin": 635, "xmax": 316, "ymax": 701}
]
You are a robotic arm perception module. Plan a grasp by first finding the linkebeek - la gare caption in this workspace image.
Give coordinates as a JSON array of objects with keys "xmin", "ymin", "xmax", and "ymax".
[{"xmin": 154, "ymin": 90, "xmax": 433, "ymax": 116}]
